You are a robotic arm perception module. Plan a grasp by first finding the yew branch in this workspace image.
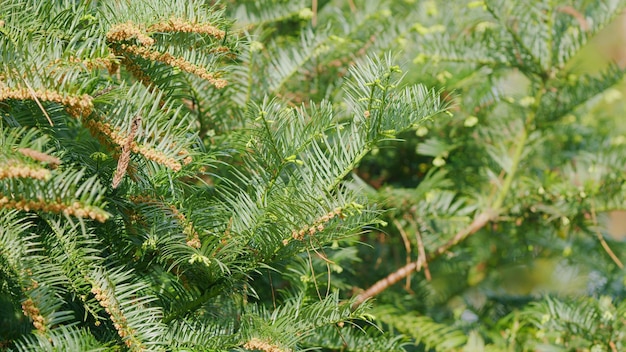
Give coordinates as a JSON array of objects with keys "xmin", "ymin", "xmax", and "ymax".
[{"xmin": 352, "ymin": 211, "xmax": 494, "ymax": 309}]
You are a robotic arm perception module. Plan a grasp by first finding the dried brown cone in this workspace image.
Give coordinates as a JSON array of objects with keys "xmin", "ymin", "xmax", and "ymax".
[
  {"xmin": 85, "ymin": 118, "xmax": 185, "ymax": 171},
  {"xmin": 112, "ymin": 116, "xmax": 141, "ymax": 188}
]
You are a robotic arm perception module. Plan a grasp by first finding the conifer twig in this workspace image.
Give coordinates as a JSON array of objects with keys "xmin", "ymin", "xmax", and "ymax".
[
  {"xmin": 348, "ymin": 0, "xmax": 357, "ymax": 13},
  {"xmin": 22, "ymin": 80, "xmax": 53, "ymax": 126},
  {"xmin": 392, "ymin": 218, "xmax": 413, "ymax": 290},
  {"xmin": 590, "ymin": 201, "xmax": 624, "ymax": 269},
  {"xmin": 557, "ymin": 6, "xmax": 588, "ymax": 31},
  {"xmin": 352, "ymin": 211, "xmax": 493, "ymax": 309},
  {"xmin": 411, "ymin": 217, "xmax": 431, "ymax": 281}
]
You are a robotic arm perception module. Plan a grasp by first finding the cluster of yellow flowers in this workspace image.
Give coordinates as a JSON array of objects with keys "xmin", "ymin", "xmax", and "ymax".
[
  {"xmin": 210, "ymin": 46, "xmax": 234, "ymax": 55},
  {"xmin": 66, "ymin": 202, "xmax": 109, "ymax": 222},
  {"xmin": 184, "ymin": 222, "xmax": 201, "ymax": 249},
  {"xmin": 210, "ymin": 46, "xmax": 237, "ymax": 60},
  {"xmin": 129, "ymin": 194, "xmax": 158, "ymax": 204},
  {"xmin": 83, "ymin": 118, "xmax": 117, "ymax": 151},
  {"xmin": 0, "ymin": 163, "xmax": 50, "ymax": 180},
  {"xmin": 290, "ymin": 207, "xmax": 344, "ymax": 242},
  {"xmin": 0, "ymin": 87, "xmax": 93, "ymax": 118},
  {"xmin": 165, "ymin": 203, "xmax": 201, "ymax": 248},
  {"xmin": 85, "ymin": 119, "xmax": 125, "ymax": 146},
  {"xmin": 119, "ymin": 57, "xmax": 158, "ymax": 91},
  {"xmin": 0, "ymin": 195, "xmax": 109, "ymax": 222},
  {"xmin": 49, "ymin": 55, "xmax": 119, "ymax": 75},
  {"xmin": 140, "ymin": 146, "xmax": 182, "ymax": 171},
  {"xmin": 106, "ymin": 19, "xmax": 230, "ymax": 90},
  {"xmin": 106, "ymin": 22, "xmax": 155, "ymax": 46},
  {"xmin": 178, "ymin": 149, "xmax": 193, "ymax": 165},
  {"xmin": 148, "ymin": 17, "xmax": 225, "ymax": 39},
  {"xmin": 91, "ymin": 285, "xmax": 142, "ymax": 349},
  {"xmin": 21, "ymin": 298, "xmax": 46, "ymax": 332},
  {"xmin": 119, "ymin": 44, "xmax": 228, "ymax": 89},
  {"xmin": 243, "ymin": 338, "xmax": 286, "ymax": 352},
  {"xmin": 130, "ymin": 195, "xmax": 200, "ymax": 248}
]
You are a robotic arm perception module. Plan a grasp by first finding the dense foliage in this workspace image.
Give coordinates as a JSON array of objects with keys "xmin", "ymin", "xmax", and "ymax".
[{"xmin": 1, "ymin": 0, "xmax": 626, "ymax": 351}]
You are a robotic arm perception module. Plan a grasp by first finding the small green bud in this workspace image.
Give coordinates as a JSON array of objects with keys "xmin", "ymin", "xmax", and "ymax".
[
  {"xmin": 415, "ymin": 126, "xmax": 429, "ymax": 137},
  {"xmin": 381, "ymin": 129, "xmax": 396, "ymax": 138},
  {"xmin": 298, "ymin": 7, "xmax": 314, "ymax": 20},
  {"xmin": 562, "ymin": 246, "xmax": 572, "ymax": 257},
  {"xmin": 413, "ymin": 53, "xmax": 428, "ymax": 64},
  {"xmin": 425, "ymin": 0, "xmax": 438, "ymax": 16},
  {"xmin": 432, "ymin": 156, "xmax": 446, "ymax": 167},
  {"xmin": 604, "ymin": 88, "xmax": 622, "ymax": 104},
  {"xmin": 249, "ymin": 41, "xmax": 264, "ymax": 52},
  {"xmin": 464, "ymin": 116, "xmax": 479, "ymax": 127},
  {"xmin": 90, "ymin": 152, "xmax": 109, "ymax": 162},
  {"xmin": 467, "ymin": 1, "xmax": 485, "ymax": 9},
  {"xmin": 519, "ymin": 96, "xmax": 535, "ymax": 107}
]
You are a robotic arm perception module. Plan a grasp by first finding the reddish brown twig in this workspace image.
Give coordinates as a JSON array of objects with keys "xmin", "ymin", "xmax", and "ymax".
[
  {"xmin": 412, "ymin": 218, "xmax": 431, "ymax": 282},
  {"xmin": 590, "ymin": 201, "xmax": 624, "ymax": 269},
  {"xmin": 557, "ymin": 6, "xmax": 589, "ymax": 31},
  {"xmin": 392, "ymin": 218, "xmax": 413, "ymax": 290},
  {"xmin": 352, "ymin": 211, "xmax": 494, "ymax": 309}
]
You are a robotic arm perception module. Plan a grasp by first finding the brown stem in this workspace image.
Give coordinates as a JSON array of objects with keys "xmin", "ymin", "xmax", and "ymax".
[
  {"xmin": 312, "ymin": 0, "xmax": 318, "ymax": 27},
  {"xmin": 23, "ymin": 79, "xmax": 53, "ymax": 126},
  {"xmin": 591, "ymin": 202, "xmax": 624, "ymax": 269},
  {"xmin": 352, "ymin": 211, "xmax": 494, "ymax": 309},
  {"xmin": 392, "ymin": 218, "xmax": 413, "ymax": 290},
  {"xmin": 412, "ymin": 217, "xmax": 431, "ymax": 281},
  {"xmin": 348, "ymin": 0, "xmax": 357, "ymax": 13}
]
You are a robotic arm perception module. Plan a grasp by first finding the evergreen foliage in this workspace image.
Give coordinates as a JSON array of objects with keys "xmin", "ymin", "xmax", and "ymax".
[{"xmin": 1, "ymin": 0, "xmax": 626, "ymax": 351}]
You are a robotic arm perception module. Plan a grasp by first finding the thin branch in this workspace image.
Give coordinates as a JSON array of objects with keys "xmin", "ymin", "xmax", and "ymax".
[
  {"xmin": 348, "ymin": 0, "xmax": 356, "ymax": 13},
  {"xmin": 590, "ymin": 201, "xmax": 624, "ymax": 269},
  {"xmin": 392, "ymin": 218, "xmax": 413, "ymax": 290},
  {"xmin": 22, "ymin": 79, "xmax": 53, "ymax": 126},
  {"xmin": 410, "ymin": 216, "xmax": 431, "ymax": 281},
  {"xmin": 312, "ymin": 0, "xmax": 318, "ymax": 27},
  {"xmin": 352, "ymin": 211, "xmax": 493, "ymax": 309},
  {"xmin": 557, "ymin": 5, "xmax": 589, "ymax": 31}
]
